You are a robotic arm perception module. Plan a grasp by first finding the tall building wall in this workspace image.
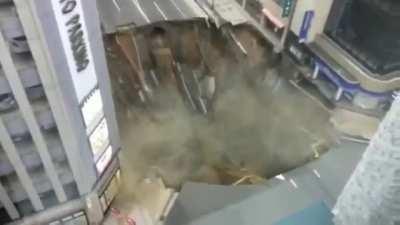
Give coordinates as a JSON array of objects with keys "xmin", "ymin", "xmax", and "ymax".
[
  {"xmin": 333, "ymin": 95, "xmax": 400, "ymax": 225},
  {"xmin": 0, "ymin": 0, "xmax": 120, "ymax": 224}
]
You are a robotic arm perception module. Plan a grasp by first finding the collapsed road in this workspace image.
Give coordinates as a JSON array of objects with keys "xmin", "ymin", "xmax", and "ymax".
[{"xmin": 104, "ymin": 20, "xmax": 334, "ymax": 188}]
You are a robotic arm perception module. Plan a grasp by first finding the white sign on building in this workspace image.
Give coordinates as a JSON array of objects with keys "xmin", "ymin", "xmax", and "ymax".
[{"xmin": 51, "ymin": 0, "xmax": 99, "ymax": 103}]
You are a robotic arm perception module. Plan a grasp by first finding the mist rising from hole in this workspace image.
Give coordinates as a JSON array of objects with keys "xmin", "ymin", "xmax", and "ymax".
[
  {"xmin": 116, "ymin": 68, "xmax": 333, "ymax": 195},
  {"xmin": 106, "ymin": 24, "xmax": 334, "ymax": 208}
]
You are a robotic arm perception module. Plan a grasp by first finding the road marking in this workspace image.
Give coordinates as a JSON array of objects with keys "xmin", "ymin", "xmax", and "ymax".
[
  {"xmin": 289, "ymin": 179, "xmax": 298, "ymax": 189},
  {"xmin": 169, "ymin": 0, "xmax": 187, "ymax": 18},
  {"xmin": 153, "ymin": 1, "xmax": 168, "ymax": 20},
  {"xmin": 131, "ymin": 0, "xmax": 151, "ymax": 23},
  {"xmin": 113, "ymin": 0, "xmax": 121, "ymax": 11},
  {"xmin": 275, "ymin": 174, "xmax": 286, "ymax": 181},
  {"xmin": 313, "ymin": 169, "xmax": 321, "ymax": 178},
  {"xmin": 228, "ymin": 29, "xmax": 248, "ymax": 56}
]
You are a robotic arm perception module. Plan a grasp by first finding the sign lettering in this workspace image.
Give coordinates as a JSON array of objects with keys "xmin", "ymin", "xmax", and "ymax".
[
  {"xmin": 61, "ymin": 0, "xmax": 89, "ymax": 72},
  {"xmin": 51, "ymin": 0, "xmax": 99, "ymax": 102}
]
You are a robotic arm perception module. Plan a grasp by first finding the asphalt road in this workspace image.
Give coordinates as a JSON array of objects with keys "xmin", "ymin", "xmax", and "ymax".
[{"xmin": 98, "ymin": 0, "xmax": 207, "ymax": 33}]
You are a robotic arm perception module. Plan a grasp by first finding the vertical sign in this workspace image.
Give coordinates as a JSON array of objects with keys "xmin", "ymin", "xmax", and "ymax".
[
  {"xmin": 51, "ymin": 0, "xmax": 98, "ymax": 103},
  {"xmin": 299, "ymin": 10, "xmax": 315, "ymax": 43},
  {"xmin": 51, "ymin": 0, "xmax": 106, "ymax": 128},
  {"xmin": 51, "ymin": 0, "xmax": 112, "ymax": 175}
]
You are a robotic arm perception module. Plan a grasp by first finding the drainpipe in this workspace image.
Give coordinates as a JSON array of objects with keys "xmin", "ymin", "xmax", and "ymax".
[{"xmin": 333, "ymin": 93, "xmax": 400, "ymax": 225}]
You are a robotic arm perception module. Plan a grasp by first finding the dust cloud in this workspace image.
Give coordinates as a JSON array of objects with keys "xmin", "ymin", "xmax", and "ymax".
[
  {"xmin": 115, "ymin": 68, "xmax": 333, "ymax": 194},
  {"xmin": 105, "ymin": 25, "xmax": 334, "ymax": 208}
]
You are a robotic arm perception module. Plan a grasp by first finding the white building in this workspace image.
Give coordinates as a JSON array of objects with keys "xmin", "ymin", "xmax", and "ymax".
[{"xmin": 0, "ymin": 0, "xmax": 120, "ymax": 224}]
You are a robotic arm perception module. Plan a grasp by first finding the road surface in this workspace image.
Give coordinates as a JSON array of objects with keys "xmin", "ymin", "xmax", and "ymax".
[{"xmin": 98, "ymin": 0, "xmax": 207, "ymax": 33}]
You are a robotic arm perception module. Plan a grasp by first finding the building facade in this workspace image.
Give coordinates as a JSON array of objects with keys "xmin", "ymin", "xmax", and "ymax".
[
  {"xmin": 333, "ymin": 94, "xmax": 400, "ymax": 225},
  {"xmin": 0, "ymin": 0, "xmax": 121, "ymax": 224}
]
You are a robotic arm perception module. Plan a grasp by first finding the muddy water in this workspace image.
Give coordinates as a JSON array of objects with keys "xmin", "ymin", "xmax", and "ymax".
[
  {"xmin": 115, "ymin": 76, "xmax": 333, "ymax": 189},
  {"xmin": 105, "ymin": 24, "xmax": 334, "ymax": 194}
]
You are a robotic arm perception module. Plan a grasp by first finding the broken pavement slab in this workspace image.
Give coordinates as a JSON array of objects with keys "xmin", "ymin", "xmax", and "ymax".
[{"xmin": 164, "ymin": 141, "xmax": 365, "ymax": 225}]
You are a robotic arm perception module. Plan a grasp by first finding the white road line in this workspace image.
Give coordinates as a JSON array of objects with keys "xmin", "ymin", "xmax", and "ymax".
[
  {"xmin": 113, "ymin": 0, "xmax": 121, "ymax": 11},
  {"xmin": 184, "ymin": 0, "xmax": 208, "ymax": 18},
  {"xmin": 169, "ymin": 0, "xmax": 187, "ymax": 18},
  {"xmin": 313, "ymin": 169, "xmax": 321, "ymax": 178},
  {"xmin": 131, "ymin": 0, "xmax": 151, "ymax": 23},
  {"xmin": 228, "ymin": 30, "xmax": 248, "ymax": 56},
  {"xmin": 289, "ymin": 179, "xmax": 298, "ymax": 189},
  {"xmin": 153, "ymin": 1, "xmax": 168, "ymax": 20}
]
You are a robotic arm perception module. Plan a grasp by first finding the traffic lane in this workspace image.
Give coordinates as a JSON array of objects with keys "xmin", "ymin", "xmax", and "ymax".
[
  {"xmin": 139, "ymin": 0, "xmax": 204, "ymax": 23},
  {"xmin": 143, "ymin": 0, "xmax": 206, "ymax": 22},
  {"xmin": 166, "ymin": 0, "xmax": 189, "ymax": 18},
  {"xmin": 175, "ymin": 0, "xmax": 207, "ymax": 18},
  {"xmin": 98, "ymin": 0, "xmax": 147, "ymax": 31},
  {"xmin": 154, "ymin": 0, "xmax": 185, "ymax": 20},
  {"xmin": 97, "ymin": 0, "xmax": 125, "ymax": 32},
  {"xmin": 119, "ymin": 0, "xmax": 148, "ymax": 26},
  {"xmin": 99, "ymin": 0, "xmax": 207, "ymax": 32},
  {"xmin": 138, "ymin": 0, "xmax": 165, "ymax": 23}
]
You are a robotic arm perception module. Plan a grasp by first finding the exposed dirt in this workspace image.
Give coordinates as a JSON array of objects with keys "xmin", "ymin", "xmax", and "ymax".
[{"xmin": 105, "ymin": 21, "xmax": 334, "ymax": 191}]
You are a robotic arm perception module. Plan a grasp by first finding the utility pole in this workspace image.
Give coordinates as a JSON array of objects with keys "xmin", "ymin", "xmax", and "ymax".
[
  {"xmin": 333, "ymin": 94, "xmax": 400, "ymax": 225},
  {"xmin": 277, "ymin": 0, "xmax": 297, "ymax": 52}
]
